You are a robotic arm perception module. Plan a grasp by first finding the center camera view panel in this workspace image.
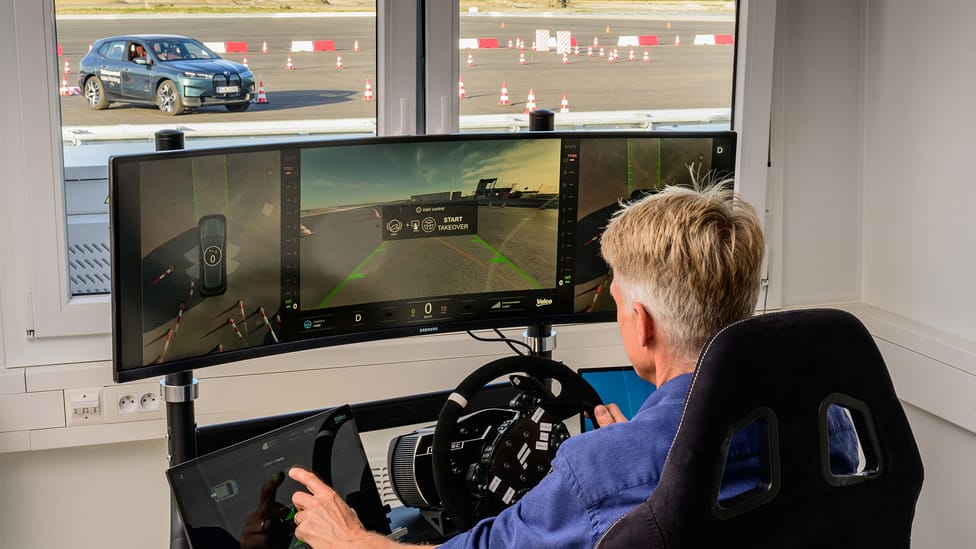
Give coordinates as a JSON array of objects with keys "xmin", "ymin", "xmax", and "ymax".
[
  {"xmin": 112, "ymin": 132, "xmax": 735, "ymax": 382},
  {"xmin": 297, "ymin": 139, "xmax": 562, "ymax": 334}
]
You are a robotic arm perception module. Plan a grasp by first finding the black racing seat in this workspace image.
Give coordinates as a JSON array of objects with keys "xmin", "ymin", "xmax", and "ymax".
[{"xmin": 596, "ymin": 309, "xmax": 923, "ymax": 549}]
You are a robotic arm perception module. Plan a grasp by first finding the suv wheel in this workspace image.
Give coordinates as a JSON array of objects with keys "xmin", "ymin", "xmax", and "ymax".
[
  {"xmin": 156, "ymin": 80, "xmax": 185, "ymax": 116},
  {"xmin": 83, "ymin": 77, "xmax": 109, "ymax": 110}
]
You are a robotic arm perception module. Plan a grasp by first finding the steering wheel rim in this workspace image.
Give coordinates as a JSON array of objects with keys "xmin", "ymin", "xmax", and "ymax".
[{"xmin": 431, "ymin": 355, "xmax": 603, "ymax": 531}]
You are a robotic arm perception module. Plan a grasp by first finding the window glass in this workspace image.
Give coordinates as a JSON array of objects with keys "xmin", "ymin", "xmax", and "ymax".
[
  {"xmin": 457, "ymin": 1, "xmax": 736, "ymax": 131},
  {"xmin": 54, "ymin": 1, "xmax": 378, "ymax": 296}
]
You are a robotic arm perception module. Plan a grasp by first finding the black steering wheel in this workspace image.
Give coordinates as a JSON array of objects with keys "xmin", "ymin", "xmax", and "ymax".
[{"xmin": 431, "ymin": 355, "xmax": 603, "ymax": 531}]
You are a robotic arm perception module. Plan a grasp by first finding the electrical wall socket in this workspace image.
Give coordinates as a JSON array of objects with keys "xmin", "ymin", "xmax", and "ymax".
[
  {"xmin": 65, "ymin": 387, "xmax": 103, "ymax": 426},
  {"xmin": 104, "ymin": 382, "xmax": 164, "ymax": 423}
]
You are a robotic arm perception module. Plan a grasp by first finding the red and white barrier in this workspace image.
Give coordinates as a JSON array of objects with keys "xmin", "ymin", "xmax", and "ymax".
[
  {"xmin": 535, "ymin": 29, "xmax": 551, "ymax": 52},
  {"xmin": 312, "ymin": 40, "xmax": 336, "ymax": 51},
  {"xmin": 204, "ymin": 41, "xmax": 255, "ymax": 54},
  {"xmin": 638, "ymin": 35, "xmax": 660, "ymax": 46},
  {"xmin": 617, "ymin": 36, "xmax": 640, "ymax": 47},
  {"xmin": 556, "ymin": 30, "xmax": 572, "ymax": 54},
  {"xmin": 694, "ymin": 34, "xmax": 716, "ymax": 45},
  {"xmin": 460, "ymin": 38, "xmax": 501, "ymax": 49},
  {"xmin": 204, "ymin": 41, "xmax": 227, "ymax": 53},
  {"xmin": 693, "ymin": 34, "xmax": 735, "ymax": 46}
]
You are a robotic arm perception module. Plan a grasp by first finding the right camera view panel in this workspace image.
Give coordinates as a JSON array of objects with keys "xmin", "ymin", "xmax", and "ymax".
[{"xmin": 573, "ymin": 136, "xmax": 726, "ymax": 314}]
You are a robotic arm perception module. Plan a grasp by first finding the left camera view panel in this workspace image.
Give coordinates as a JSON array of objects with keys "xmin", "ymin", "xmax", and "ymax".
[{"xmin": 138, "ymin": 151, "xmax": 282, "ymax": 367}]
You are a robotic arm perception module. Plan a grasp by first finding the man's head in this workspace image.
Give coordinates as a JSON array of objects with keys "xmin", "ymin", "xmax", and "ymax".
[{"xmin": 601, "ymin": 184, "xmax": 765, "ymax": 376}]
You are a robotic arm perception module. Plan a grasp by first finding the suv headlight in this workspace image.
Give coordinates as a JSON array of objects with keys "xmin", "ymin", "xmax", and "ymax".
[{"xmin": 182, "ymin": 71, "xmax": 211, "ymax": 79}]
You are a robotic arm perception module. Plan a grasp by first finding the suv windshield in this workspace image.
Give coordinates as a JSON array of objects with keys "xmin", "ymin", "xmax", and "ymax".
[{"xmin": 149, "ymin": 39, "xmax": 216, "ymax": 62}]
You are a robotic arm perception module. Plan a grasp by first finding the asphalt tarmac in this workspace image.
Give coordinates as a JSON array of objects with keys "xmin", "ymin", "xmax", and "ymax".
[{"xmin": 299, "ymin": 204, "xmax": 558, "ymax": 310}]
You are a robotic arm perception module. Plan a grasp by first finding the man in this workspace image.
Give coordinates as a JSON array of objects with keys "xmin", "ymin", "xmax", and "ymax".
[
  {"xmin": 288, "ymin": 184, "xmax": 857, "ymax": 548},
  {"xmin": 131, "ymin": 43, "xmax": 146, "ymax": 62}
]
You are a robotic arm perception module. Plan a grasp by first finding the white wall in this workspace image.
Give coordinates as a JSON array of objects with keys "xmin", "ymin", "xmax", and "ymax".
[
  {"xmin": 859, "ymin": 3, "xmax": 976, "ymax": 542},
  {"xmin": 0, "ymin": 439, "xmax": 170, "ymax": 546},
  {"xmin": 904, "ymin": 403, "xmax": 976, "ymax": 547},
  {"xmin": 862, "ymin": 0, "xmax": 976, "ymax": 342},
  {"xmin": 773, "ymin": 0, "xmax": 976, "ymax": 546},
  {"xmin": 774, "ymin": 0, "xmax": 863, "ymax": 307}
]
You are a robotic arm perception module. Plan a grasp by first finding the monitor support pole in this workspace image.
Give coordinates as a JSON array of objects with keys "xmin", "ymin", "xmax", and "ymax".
[
  {"xmin": 523, "ymin": 322, "xmax": 557, "ymax": 359},
  {"xmin": 523, "ymin": 111, "xmax": 558, "ymax": 360},
  {"xmin": 156, "ymin": 129, "xmax": 200, "ymax": 549}
]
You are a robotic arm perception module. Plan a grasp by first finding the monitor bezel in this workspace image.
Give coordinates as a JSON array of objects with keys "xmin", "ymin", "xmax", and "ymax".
[{"xmin": 111, "ymin": 130, "xmax": 736, "ymax": 383}]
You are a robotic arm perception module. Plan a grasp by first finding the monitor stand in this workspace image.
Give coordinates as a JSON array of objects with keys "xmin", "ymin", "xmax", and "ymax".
[{"xmin": 162, "ymin": 371, "xmax": 199, "ymax": 549}]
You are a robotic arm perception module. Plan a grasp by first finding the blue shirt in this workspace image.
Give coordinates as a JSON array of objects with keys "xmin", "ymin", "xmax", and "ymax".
[{"xmin": 441, "ymin": 373, "xmax": 858, "ymax": 549}]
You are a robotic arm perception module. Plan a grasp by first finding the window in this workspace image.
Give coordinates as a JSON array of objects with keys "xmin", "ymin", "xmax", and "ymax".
[
  {"xmin": 2, "ymin": 0, "xmax": 773, "ymax": 359},
  {"xmin": 54, "ymin": 1, "xmax": 380, "ymax": 299},
  {"xmin": 457, "ymin": 2, "xmax": 737, "ymax": 132}
]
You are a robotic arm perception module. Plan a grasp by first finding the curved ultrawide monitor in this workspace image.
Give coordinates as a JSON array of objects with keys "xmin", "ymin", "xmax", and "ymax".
[{"xmin": 111, "ymin": 131, "xmax": 735, "ymax": 382}]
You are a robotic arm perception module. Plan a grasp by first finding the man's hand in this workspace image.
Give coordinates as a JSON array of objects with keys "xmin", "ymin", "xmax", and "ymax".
[
  {"xmin": 241, "ymin": 472, "xmax": 293, "ymax": 549},
  {"xmin": 593, "ymin": 404, "xmax": 628, "ymax": 427},
  {"xmin": 289, "ymin": 467, "xmax": 402, "ymax": 549}
]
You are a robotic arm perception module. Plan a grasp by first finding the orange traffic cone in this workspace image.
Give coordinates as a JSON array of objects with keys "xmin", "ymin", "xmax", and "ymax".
[
  {"xmin": 499, "ymin": 82, "xmax": 510, "ymax": 105},
  {"xmin": 59, "ymin": 75, "xmax": 70, "ymax": 96},
  {"xmin": 560, "ymin": 93, "xmax": 569, "ymax": 113},
  {"xmin": 467, "ymin": 52, "xmax": 474, "ymax": 66},
  {"xmin": 286, "ymin": 55, "xmax": 294, "ymax": 70},
  {"xmin": 667, "ymin": 20, "xmax": 672, "ymax": 30},
  {"xmin": 63, "ymin": 60, "xmax": 70, "ymax": 75},
  {"xmin": 354, "ymin": 39, "xmax": 360, "ymax": 52},
  {"xmin": 574, "ymin": 45, "xmax": 580, "ymax": 56},
  {"xmin": 628, "ymin": 49, "xmax": 635, "ymax": 61},
  {"xmin": 519, "ymin": 51, "xmax": 526, "ymax": 65},
  {"xmin": 242, "ymin": 57, "xmax": 249, "ymax": 68},
  {"xmin": 599, "ymin": 47, "xmax": 605, "ymax": 58},
  {"xmin": 675, "ymin": 35, "xmax": 681, "ymax": 46},
  {"xmin": 363, "ymin": 79, "xmax": 374, "ymax": 100},
  {"xmin": 336, "ymin": 55, "xmax": 343, "ymax": 69},
  {"xmin": 458, "ymin": 76, "xmax": 466, "ymax": 99},
  {"xmin": 587, "ymin": 46, "xmax": 593, "ymax": 57},
  {"xmin": 262, "ymin": 41, "xmax": 268, "ymax": 53},
  {"xmin": 643, "ymin": 49, "xmax": 650, "ymax": 62},
  {"xmin": 255, "ymin": 81, "xmax": 268, "ymax": 103},
  {"xmin": 561, "ymin": 51, "xmax": 569, "ymax": 64},
  {"xmin": 524, "ymin": 89, "xmax": 537, "ymax": 114},
  {"xmin": 593, "ymin": 36, "xmax": 599, "ymax": 46},
  {"xmin": 508, "ymin": 39, "xmax": 513, "ymax": 48}
]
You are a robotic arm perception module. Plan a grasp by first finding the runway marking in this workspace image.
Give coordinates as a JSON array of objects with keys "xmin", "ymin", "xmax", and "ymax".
[
  {"xmin": 468, "ymin": 235, "xmax": 543, "ymax": 289},
  {"xmin": 316, "ymin": 231, "xmax": 543, "ymax": 309},
  {"xmin": 191, "ymin": 156, "xmax": 230, "ymax": 221},
  {"xmin": 317, "ymin": 241, "xmax": 388, "ymax": 308}
]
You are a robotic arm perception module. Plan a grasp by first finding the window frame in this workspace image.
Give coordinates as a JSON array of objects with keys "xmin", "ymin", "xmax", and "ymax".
[{"xmin": 0, "ymin": 0, "xmax": 776, "ymax": 367}]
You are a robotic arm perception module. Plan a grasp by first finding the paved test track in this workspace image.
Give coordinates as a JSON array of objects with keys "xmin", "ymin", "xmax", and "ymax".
[
  {"xmin": 56, "ymin": 14, "xmax": 734, "ymax": 125},
  {"xmin": 299, "ymin": 204, "xmax": 558, "ymax": 310}
]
